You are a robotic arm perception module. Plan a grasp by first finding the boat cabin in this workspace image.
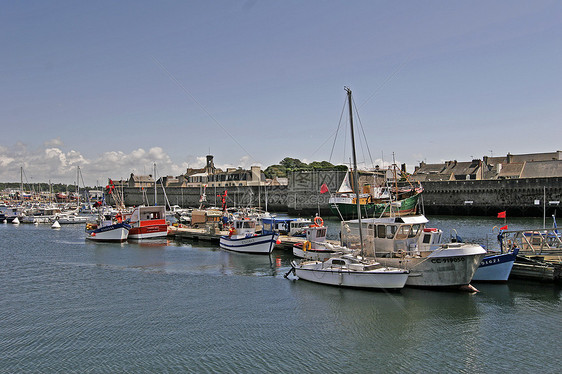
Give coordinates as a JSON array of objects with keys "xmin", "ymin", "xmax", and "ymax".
[
  {"xmin": 340, "ymin": 215, "xmax": 442, "ymax": 257},
  {"xmin": 128, "ymin": 206, "xmax": 166, "ymax": 224},
  {"xmin": 305, "ymin": 225, "xmax": 327, "ymax": 243},
  {"xmin": 289, "ymin": 218, "xmax": 312, "ymax": 236},
  {"xmin": 261, "ymin": 217, "xmax": 293, "ymax": 234},
  {"xmin": 231, "ymin": 218, "xmax": 257, "ymax": 237}
]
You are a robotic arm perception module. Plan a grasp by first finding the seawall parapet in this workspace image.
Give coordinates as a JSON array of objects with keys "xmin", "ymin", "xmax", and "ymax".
[{"xmin": 119, "ymin": 173, "xmax": 561, "ymax": 217}]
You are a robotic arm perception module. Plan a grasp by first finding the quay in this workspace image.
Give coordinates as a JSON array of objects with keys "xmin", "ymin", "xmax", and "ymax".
[
  {"xmin": 167, "ymin": 225, "xmax": 335, "ymax": 251},
  {"xmin": 512, "ymin": 255, "xmax": 562, "ymax": 283}
]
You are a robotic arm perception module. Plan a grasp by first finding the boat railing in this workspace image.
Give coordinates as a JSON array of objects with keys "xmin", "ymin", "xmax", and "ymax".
[{"xmin": 499, "ymin": 228, "xmax": 562, "ymax": 255}]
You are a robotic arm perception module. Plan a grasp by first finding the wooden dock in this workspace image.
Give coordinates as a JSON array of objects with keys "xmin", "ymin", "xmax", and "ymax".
[
  {"xmin": 167, "ymin": 225, "xmax": 316, "ymax": 250},
  {"xmin": 512, "ymin": 255, "xmax": 562, "ymax": 283}
]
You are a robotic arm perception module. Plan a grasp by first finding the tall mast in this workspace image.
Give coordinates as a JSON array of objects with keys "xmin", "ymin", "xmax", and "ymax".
[
  {"xmin": 346, "ymin": 87, "xmax": 365, "ymax": 257},
  {"xmin": 20, "ymin": 166, "xmax": 23, "ymax": 202},
  {"xmin": 76, "ymin": 166, "xmax": 80, "ymax": 206},
  {"xmin": 154, "ymin": 163, "xmax": 157, "ymax": 206}
]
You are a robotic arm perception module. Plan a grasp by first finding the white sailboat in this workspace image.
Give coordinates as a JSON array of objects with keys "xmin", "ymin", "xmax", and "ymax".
[{"xmin": 290, "ymin": 87, "xmax": 409, "ymax": 290}]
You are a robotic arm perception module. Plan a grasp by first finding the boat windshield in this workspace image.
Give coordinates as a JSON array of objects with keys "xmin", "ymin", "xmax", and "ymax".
[
  {"xmin": 395, "ymin": 225, "xmax": 411, "ymax": 239},
  {"xmin": 386, "ymin": 225, "xmax": 397, "ymax": 239},
  {"xmin": 237, "ymin": 221, "xmax": 255, "ymax": 229},
  {"xmin": 409, "ymin": 224, "xmax": 421, "ymax": 238}
]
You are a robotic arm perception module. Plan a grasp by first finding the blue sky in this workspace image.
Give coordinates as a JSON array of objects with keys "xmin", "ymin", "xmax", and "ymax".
[{"xmin": 1, "ymin": 0, "xmax": 561, "ymax": 186}]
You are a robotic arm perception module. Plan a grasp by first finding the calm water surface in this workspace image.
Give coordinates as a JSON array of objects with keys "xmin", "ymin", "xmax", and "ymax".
[{"xmin": 1, "ymin": 216, "xmax": 560, "ymax": 373}]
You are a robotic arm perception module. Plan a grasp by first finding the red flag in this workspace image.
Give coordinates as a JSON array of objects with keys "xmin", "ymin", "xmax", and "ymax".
[
  {"xmin": 320, "ymin": 183, "xmax": 329, "ymax": 194},
  {"xmin": 497, "ymin": 211, "xmax": 506, "ymax": 218},
  {"xmin": 500, "ymin": 225, "xmax": 508, "ymax": 230}
]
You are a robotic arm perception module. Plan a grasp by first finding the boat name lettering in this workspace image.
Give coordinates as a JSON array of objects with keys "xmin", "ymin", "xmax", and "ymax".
[
  {"xmin": 430, "ymin": 257, "xmax": 465, "ymax": 263},
  {"xmin": 481, "ymin": 258, "xmax": 500, "ymax": 266}
]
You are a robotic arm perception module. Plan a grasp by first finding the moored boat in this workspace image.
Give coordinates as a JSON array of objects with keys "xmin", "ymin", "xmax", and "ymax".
[
  {"xmin": 0, "ymin": 205, "xmax": 22, "ymax": 223},
  {"xmin": 329, "ymin": 170, "xmax": 423, "ymax": 220},
  {"xmin": 472, "ymin": 247, "xmax": 519, "ymax": 282},
  {"xmin": 340, "ymin": 214, "xmax": 487, "ymax": 289},
  {"xmin": 126, "ymin": 206, "xmax": 168, "ymax": 240},
  {"xmin": 220, "ymin": 217, "xmax": 279, "ymax": 254},
  {"xmin": 293, "ymin": 217, "xmax": 348, "ymax": 261},
  {"xmin": 50, "ymin": 212, "xmax": 88, "ymax": 224},
  {"xmin": 290, "ymin": 256, "xmax": 409, "ymax": 290},
  {"xmin": 289, "ymin": 88, "xmax": 409, "ymax": 291},
  {"xmin": 85, "ymin": 212, "xmax": 131, "ymax": 242}
]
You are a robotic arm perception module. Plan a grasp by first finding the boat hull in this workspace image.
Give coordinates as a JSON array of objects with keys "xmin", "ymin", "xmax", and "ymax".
[
  {"xmin": 86, "ymin": 223, "xmax": 130, "ymax": 242},
  {"xmin": 472, "ymin": 249, "xmax": 518, "ymax": 282},
  {"xmin": 330, "ymin": 192, "xmax": 421, "ymax": 219},
  {"xmin": 52, "ymin": 216, "xmax": 88, "ymax": 224},
  {"xmin": 293, "ymin": 262, "xmax": 408, "ymax": 289},
  {"xmin": 377, "ymin": 245, "xmax": 486, "ymax": 287},
  {"xmin": 329, "ymin": 200, "xmax": 374, "ymax": 220},
  {"xmin": 373, "ymin": 192, "xmax": 421, "ymax": 217},
  {"xmin": 20, "ymin": 216, "xmax": 52, "ymax": 224},
  {"xmin": 220, "ymin": 233, "xmax": 279, "ymax": 254},
  {"xmin": 128, "ymin": 224, "xmax": 168, "ymax": 240}
]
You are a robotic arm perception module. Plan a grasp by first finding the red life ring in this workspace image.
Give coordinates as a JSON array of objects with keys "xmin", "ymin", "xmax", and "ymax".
[{"xmin": 314, "ymin": 216, "xmax": 324, "ymax": 227}]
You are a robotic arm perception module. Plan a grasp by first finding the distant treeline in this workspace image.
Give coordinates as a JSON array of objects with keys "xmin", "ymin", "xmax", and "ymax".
[
  {"xmin": 0, "ymin": 182, "xmax": 95, "ymax": 194},
  {"xmin": 264, "ymin": 157, "xmax": 347, "ymax": 178},
  {"xmin": 1, "ymin": 158, "xmax": 347, "ymax": 190}
]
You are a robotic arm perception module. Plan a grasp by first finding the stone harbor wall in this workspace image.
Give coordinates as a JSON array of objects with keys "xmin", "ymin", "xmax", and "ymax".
[{"xmin": 118, "ymin": 172, "xmax": 562, "ymax": 217}]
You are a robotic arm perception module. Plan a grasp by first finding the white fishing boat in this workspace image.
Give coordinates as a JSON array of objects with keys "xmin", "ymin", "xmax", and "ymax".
[
  {"xmin": 340, "ymin": 215, "xmax": 487, "ymax": 289},
  {"xmin": 288, "ymin": 218, "xmax": 313, "ymax": 236},
  {"xmin": 220, "ymin": 217, "xmax": 279, "ymax": 254},
  {"xmin": 85, "ymin": 212, "xmax": 131, "ymax": 242},
  {"xmin": 293, "ymin": 216, "xmax": 349, "ymax": 261},
  {"xmin": 289, "ymin": 88, "xmax": 409, "ymax": 290}
]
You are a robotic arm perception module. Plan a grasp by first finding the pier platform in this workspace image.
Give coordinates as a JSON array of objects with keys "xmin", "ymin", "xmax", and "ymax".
[{"xmin": 167, "ymin": 225, "xmax": 327, "ymax": 250}]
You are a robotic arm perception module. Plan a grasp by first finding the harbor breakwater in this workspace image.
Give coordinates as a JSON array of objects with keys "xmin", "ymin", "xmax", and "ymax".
[{"xmin": 120, "ymin": 172, "xmax": 562, "ymax": 217}]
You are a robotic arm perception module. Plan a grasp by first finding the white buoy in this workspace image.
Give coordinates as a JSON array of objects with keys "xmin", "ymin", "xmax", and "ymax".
[
  {"xmin": 12, "ymin": 217, "xmax": 20, "ymax": 225},
  {"xmin": 2, "ymin": 219, "xmax": 6, "ymax": 224},
  {"xmin": 51, "ymin": 220, "xmax": 61, "ymax": 229}
]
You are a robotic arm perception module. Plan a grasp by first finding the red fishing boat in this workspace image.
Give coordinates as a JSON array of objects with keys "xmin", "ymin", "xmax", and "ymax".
[{"xmin": 126, "ymin": 206, "xmax": 168, "ymax": 239}]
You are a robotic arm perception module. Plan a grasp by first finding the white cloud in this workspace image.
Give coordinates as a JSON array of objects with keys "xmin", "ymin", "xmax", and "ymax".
[
  {"xmin": 44, "ymin": 138, "xmax": 64, "ymax": 148},
  {"xmin": 0, "ymin": 142, "xmax": 194, "ymax": 187},
  {"xmin": 0, "ymin": 142, "xmax": 270, "ymax": 187}
]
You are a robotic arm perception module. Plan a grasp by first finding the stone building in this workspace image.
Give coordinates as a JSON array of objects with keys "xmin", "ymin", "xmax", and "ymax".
[
  {"xmin": 127, "ymin": 174, "xmax": 154, "ymax": 188},
  {"xmin": 412, "ymin": 151, "xmax": 562, "ymax": 181},
  {"xmin": 182, "ymin": 155, "xmax": 269, "ymax": 188}
]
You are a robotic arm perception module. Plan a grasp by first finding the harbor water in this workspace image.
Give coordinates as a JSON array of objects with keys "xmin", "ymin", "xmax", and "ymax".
[{"xmin": 1, "ymin": 216, "xmax": 560, "ymax": 373}]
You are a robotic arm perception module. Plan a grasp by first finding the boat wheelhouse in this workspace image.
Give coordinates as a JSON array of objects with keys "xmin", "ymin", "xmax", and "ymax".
[
  {"xmin": 126, "ymin": 206, "xmax": 168, "ymax": 239},
  {"xmin": 340, "ymin": 214, "xmax": 486, "ymax": 288}
]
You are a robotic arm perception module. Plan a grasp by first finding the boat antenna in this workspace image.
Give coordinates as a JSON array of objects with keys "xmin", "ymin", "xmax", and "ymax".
[
  {"xmin": 154, "ymin": 163, "xmax": 157, "ymax": 206},
  {"xmin": 346, "ymin": 87, "xmax": 365, "ymax": 259}
]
